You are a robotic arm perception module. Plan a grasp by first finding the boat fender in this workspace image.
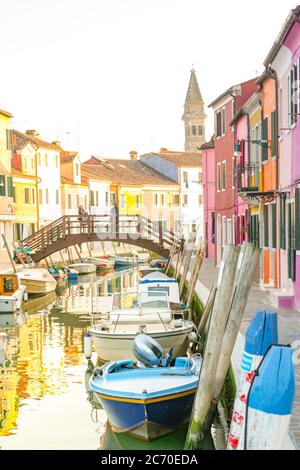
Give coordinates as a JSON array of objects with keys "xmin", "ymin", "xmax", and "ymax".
[
  {"xmin": 24, "ymin": 291, "xmax": 28, "ymax": 302},
  {"xmin": 133, "ymin": 334, "xmax": 164, "ymax": 368},
  {"xmin": 93, "ymin": 367, "xmax": 104, "ymax": 378},
  {"xmin": 84, "ymin": 332, "xmax": 93, "ymax": 359}
]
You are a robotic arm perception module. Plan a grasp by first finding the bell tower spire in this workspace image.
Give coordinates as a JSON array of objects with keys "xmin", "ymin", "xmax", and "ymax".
[{"xmin": 182, "ymin": 68, "xmax": 206, "ymax": 151}]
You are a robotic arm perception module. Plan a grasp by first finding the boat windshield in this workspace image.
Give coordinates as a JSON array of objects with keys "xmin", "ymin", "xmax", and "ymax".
[{"xmin": 138, "ymin": 291, "xmax": 169, "ymax": 309}]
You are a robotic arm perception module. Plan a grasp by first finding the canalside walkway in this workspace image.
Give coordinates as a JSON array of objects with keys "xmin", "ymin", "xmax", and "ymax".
[{"xmin": 197, "ymin": 259, "xmax": 300, "ymax": 449}]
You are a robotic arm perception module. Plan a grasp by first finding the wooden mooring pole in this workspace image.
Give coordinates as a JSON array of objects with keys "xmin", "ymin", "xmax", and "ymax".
[
  {"xmin": 179, "ymin": 233, "xmax": 196, "ymax": 298},
  {"xmin": 186, "ymin": 241, "xmax": 207, "ymax": 309},
  {"xmin": 185, "ymin": 244, "xmax": 240, "ymax": 450},
  {"xmin": 2, "ymin": 235, "xmax": 17, "ymax": 274}
]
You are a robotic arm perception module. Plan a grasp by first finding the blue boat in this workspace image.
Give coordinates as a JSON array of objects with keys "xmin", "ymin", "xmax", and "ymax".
[{"xmin": 89, "ymin": 335, "xmax": 201, "ymax": 441}]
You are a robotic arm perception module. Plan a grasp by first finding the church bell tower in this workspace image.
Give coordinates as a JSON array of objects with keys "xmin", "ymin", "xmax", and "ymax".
[{"xmin": 182, "ymin": 68, "xmax": 206, "ymax": 151}]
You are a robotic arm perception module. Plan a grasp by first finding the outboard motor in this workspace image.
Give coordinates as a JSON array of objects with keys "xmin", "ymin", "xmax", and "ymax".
[{"xmin": 133, "ymin": 334, "xmax": 173, "ymax": 368}]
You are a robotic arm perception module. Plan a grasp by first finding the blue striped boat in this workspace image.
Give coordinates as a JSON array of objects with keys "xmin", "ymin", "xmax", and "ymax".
[{"xmin": 89, "ymin": 356, "xmax": 201, "ymax": 441}]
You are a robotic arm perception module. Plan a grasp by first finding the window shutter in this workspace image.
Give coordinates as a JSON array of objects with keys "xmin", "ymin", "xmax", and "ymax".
[
  {"xmin": 262, "ymin": 117, "xmax": 269, "ymax": 161},
  {"xmin": 272, "ymin": 204, "xmax": 277, "ymax": 249},
  {"xmin": 264, "ymin": 205, "xmax": 269, "ymax": 247},
  {"xmin": 7, "ymin": 176, "xmax": 13, "ymax": 198},
  {"xmin": 0, "ymin": 175, "xmax": 6, "ymax": 196},
  {"xmin": 271, "ymin": 111, "xmax": 278, "ymax": 158},
  {"xmin": 280, "ymin": 197, "xmax": 286, "ymax": 250},
  {"xmin": 295, "ymin": 188, "xmax": 300, "ymax": 251}
]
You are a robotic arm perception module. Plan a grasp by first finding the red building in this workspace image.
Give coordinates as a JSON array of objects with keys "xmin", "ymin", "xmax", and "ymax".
[{"xmin": 208, "ymin": 79, "xmax": 257, "ymax": 265}]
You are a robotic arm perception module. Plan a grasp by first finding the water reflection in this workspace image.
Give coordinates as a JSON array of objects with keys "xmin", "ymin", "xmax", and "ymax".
[{"xmin": 0, "ymin": 268, "xmax": 138, "ymax": 447}]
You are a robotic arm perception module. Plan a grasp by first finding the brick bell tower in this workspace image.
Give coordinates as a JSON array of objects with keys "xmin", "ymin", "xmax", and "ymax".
[{"xmin": 182, "ymin": 68, "xmax": 206, "ymax": 151}]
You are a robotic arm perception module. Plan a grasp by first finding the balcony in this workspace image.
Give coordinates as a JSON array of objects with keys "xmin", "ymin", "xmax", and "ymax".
[{"xmin": 237, "ymin": 162, "xmax": 275, "ymax": 205}]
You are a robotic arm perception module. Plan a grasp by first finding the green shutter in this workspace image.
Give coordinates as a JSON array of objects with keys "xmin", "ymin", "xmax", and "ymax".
[
  {"xmin": 264, "ymin": 205, "xmax": 269, "ymax": 247},
  {"xmin": 280, "ymin": 197, "xmax": 286, "ymax": 250},
  {"xmin": 288, "ymin": 202, "xmax": 296, "ymax": 281},
  {"xmin": 295, "ymin": 188, "xmax": 300, "ymax": 251},
  {"xmin": 7, "ymin": 176, "xmax": 13, "ymax": 198},
  {"xmin": 272, "ymin": 204, "xmax": 277, "ymax": 249},
  {"xmin": 0, "ymin": 175, "xmax": 6, "ymax": 196},
  {"xmin": 271, "ymin": 111, "xmax": 278, "ymax": 158},
  {"xmin": 262, "ymin": 117, "xmax": 269, "ymax": 161}
]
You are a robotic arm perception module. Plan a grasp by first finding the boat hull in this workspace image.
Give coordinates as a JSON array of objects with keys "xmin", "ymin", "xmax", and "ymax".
[
  {"xmin": 0, "ymin": 288, "xmax": 25, "ymax": 313},
  {"xmin": 20, "ymin": 279, "xmax": 57, "ymax": 296},
  {"xmin": 93, "ymin": 387, "xmax": 196, "ymax": 441},
  {"xmin": 68, "ymin": 264, "xmax": 97, "ymax": 274},
  {"xmin": 90, "ymin": 327, "xmax": 193, "ymax": 362}
]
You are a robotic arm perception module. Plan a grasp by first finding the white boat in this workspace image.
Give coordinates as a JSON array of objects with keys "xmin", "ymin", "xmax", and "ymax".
[
  {"xmin": 89, "ymin": 291, "xmax": 195, "ymax": 362},
  {"xmin": 138, "ymin": 271, "xmax": 181, "ymax": 306},
  {"xmin": 18, "ymin": 268, "xmax": 57, "ymax": 296},
  {"xmin": 68, "ymin": 263, "xmax": 97, "ymax": 275},
  {"xmin": 0, "ymin": 273, "xmax": 26, "ymax": 313}
]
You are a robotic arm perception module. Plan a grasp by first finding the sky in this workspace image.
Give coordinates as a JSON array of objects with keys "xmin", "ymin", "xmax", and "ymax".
[{"xmin": 0, "ymin": 0, "xmax": 298, "ymax": 160}]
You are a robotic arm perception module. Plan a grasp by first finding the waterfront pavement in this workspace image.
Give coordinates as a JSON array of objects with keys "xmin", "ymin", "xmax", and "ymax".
[{"xmin": 197, "ymin": 258, "xmax": 300, "ymax": 450}]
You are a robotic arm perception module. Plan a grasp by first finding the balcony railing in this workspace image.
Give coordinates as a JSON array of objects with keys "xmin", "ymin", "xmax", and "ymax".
[{"xmin": 237, "ymin": 162, "xmax": 261, "ymax": 193}]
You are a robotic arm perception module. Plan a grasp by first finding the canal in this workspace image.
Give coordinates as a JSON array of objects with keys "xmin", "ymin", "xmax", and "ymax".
[{"xmin": 0, "ymin": 268, "xmax": 226, "ymax": 450}]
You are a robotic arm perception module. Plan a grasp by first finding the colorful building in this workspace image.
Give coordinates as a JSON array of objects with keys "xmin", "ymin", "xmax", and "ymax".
[
  {"xmin": 60, "ymin": 151, "xmax": 89, "ymax": 216},
  {"xmin": 208, "ymin": 79, "xmax": 257, "ymax": 265},
  {"xmin": 11, "ymin": 130, "xmax": 39, "ymax": 240},
  {"xmin": 0, "ymin": 108, "xmax": 15, "ymax": 250},
  {"xmin": 201, "ymin": 138, "xmax": 216, "ymax": 259}
]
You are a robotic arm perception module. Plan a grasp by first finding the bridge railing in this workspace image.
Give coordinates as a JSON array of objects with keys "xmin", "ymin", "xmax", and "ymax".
[{"xmin": 22, "ymin": 214, "xmax": 181, "ymax": 254}]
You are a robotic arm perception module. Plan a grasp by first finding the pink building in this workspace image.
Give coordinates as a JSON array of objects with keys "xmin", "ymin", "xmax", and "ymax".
[{"xmin": 201, "ymin": 138, "xmax": 216, "ymax": 259}]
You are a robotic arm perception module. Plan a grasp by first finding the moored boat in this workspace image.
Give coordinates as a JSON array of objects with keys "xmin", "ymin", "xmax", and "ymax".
[
  {"xmin": 89, "ymin": 334, "xmax": 201, "ymax": 441},
  {"xmin": 138, "ymin": 271, "xmax": 181, "ymax": 305},
  {"xmin": 84, "ymin": 256, "xmax": 115, "ymax": 272},
  {"xmin": 109, "ymin": 255, "xmax": 141, "ymax": 267},
  {"xmin": 0, "ymin": 273, "xmax": 26, "ymax": 313},
  {"xmin": 68, "ymin": 263, "xmax": 97, "ymax": 275},
  {"xmin": 18, "ymin": 269, "xmax": 57, "ymax": 296},
  {"xmin": 89, "ymin": 291, "xmax": 195, "ymax": 362}
]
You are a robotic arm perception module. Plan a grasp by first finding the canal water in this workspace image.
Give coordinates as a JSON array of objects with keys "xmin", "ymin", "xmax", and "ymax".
[{"xmin": 0, "ymin": 268, "xmax": 225, "ymax": 450}]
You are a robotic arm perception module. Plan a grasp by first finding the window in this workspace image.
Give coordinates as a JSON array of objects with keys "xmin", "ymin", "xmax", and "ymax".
[
  {"xmin": 32, "ymin": 188, "xmax": 35, "ymax": 205},
  {"xmin": 198, "ymin": 171, "xmax": 203, "ymax": 184},
  {"xmin": 174, "ymin": 219, "xmax": 181, "ymax": 233},
  {"xmin": 55, "ymin": 155, "xmax": 58, "ymax": 168},
  {"xmin": 38, "ymin": 153, "xmax": 41, "ymax": 166},
  {"xmin": 183, "ymin": 171, "xmax": 188, "ymax": 187},
  {"xmin": 172, "ymin": 194, "xmax": 180, "ymax": 207},
  {"xmin": 45, "ymin": 188, "xmax": 49, "ymax": 204},
  {"xmin": 12, "ymin": 186, "xmax": 16, "ymax": 203},
  {"xmin": 56, "ymin": 189, "xmax": 59, "ymax": 205},
  {"xmin": 44, "ymin": 154, "xmax": 48, "ymax": 167},
  {"xmin": 136, "ymin": 195, "xmax": 140, "ymax": 209},
  {"xmin": 262, "ymin": 117, "xmax": 269, "ymax": 161},
  {"xmin": 222, "ymin": 216, "xmax": 227, "ymax": 247},
  {"xmin": 105, "ymin": 191, "xmax": 109, "ymax": 206},
  {"xmin": 192, "ymin": 126, "xmax": 197, "ymax": 136},
  {"xmin": 198, "ymin": 126, "xmax": 203, "ymax": 136},
  {"xmin": 183, "ymin": 194, "xmax": 188, "ymax": 207},
  {"xmin": 84, "ymin": 195, "xmax": 88, "ymax": 210},
  {"xmin": 110, "ymin": 193, "xmax": 115, "ymax": 206},
  {"xmin": 222, "ymin": 107, "xmax": 226, "ymax": 135},
  {"xmin": 232, "ymin": 99, "xmax": 237, "ymax": 118},
  {"xmin": 227, "ymin": 219, "xmax": 232, "ymax": 245},
  {"xmin": 90, "ymin": 190, "xmax": 95, "ymax": 207},
  {"xmin": 68, "ymin": 194, "xmax": 72, "ymax": 209},
  {"xmin": 192, "ymin": 224, "xmax": 197, "ymax": 233},
  {"xmin": 271, "ymin": 111, "xmax": 278, "ymax": 158},
  {"xmin": 160, "ymin": 194, "xmax": 165, "ymax": 207},
  {"xmin": 7, "ymin": 176, "xmax": 13, "ymax": 197},
  {"xmin": 293, "ymin": 64, "xmax": 298, "ymax": 123},
  {"xmin": 271, "ymin": 204, "xmax": 277, "ymax": 249},
  {"xmin": 120, "ymin": 194, "xmax": 126, "ymax": 209},
  {"xmin": 217, "ymin": 163, "xmax": 221, "ymax": 191},
  {"xmin": 39, "ymin": 189, "xmax": 43, "ymax": 204},
  {"xmin": 24, "ymin": 188, "xmax": 30, "ymax": 204},
  {"xmin": 153, "ymin": 194, "xmax": 158, "ymax": 207},
  {"xmin": 24, "ymin": 158, "xmax": 27, "ymax": 170},
  {"xmin": 264, "ymin": 205, "xmax": 269, "ymax": 248},
  {"xmin": 280, "ymin": 196, "xmax": 286, "ymax": 250},
  {"xmin": 76, "ymin": 194, "xmax": 80, "ymax": 208},
  {"xmin": 31, "ymin": 158, "xmax": 34, "ymax": 170},
  {"xmin": 221, "ymin": 161, "xmax": 226, "ymax": 191},
  {"xmin": 75, "ymin": 163, "xmax": 79, "ymax": 176},
  {"xmin": 216, "ymin": 111, "xmax": 222, "ymax": 138},
  {"xmin": 198, "ymin": 194, "xmax": 203, "ymax": 206}
]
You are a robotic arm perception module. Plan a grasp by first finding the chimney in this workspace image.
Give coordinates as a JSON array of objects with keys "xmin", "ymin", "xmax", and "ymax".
[
  {"xmin": 160, "ymin": 148, "xmax": 168, "ymax": 153},
  {"xmin": 26, "ymin": 130, "xmax": 40, "ymax": 138},
  {"xmin": 129, "ymin": 150, "xmax": 138, "ymax": 161},
  {"xmin": 52, "ymin": 141, "xmax": 61, "ymax": 147}
]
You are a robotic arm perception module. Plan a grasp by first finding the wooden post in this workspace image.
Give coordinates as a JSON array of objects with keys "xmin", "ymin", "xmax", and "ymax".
[
  {"xmin": 185, "ymin": 244, "xmax": 240, "ymax": 450},
  {"xmin": 67, "ymin": 247, "xmax": 73, "ymax": 264},
  {"xmin": 74, "ymin": 244, "xmax": 83, "ymax": 262},
  {"xmin": 101, "ymin": 241, "xmax": 107, "ymax": 257},
  {"xmin": 45, "ymin": 257, "xmax": 50, "ymax": 268},
  {"xmin": 112, "ymin": 242, "xmax": 118, "ymax": 256},
  {"xmin": 2, "ymin": 234, "xmax": 17, "ymax": 273},
  {"xmin": 197, "ymin": 282, "xmax": 217, "ymax": 336},
  {"xmin": 158, "ymin": 221, "xmax": 163, "ymax": 249},
  {"xmin": 87, "ymin": 243, "xmax": 92, "ymax": 258},
  {"xmin": 186, "ymin": 241, "xmax": 207, "ymax": 309},
  {"xmin": 179, "ymin": 234, "xmax": 196, "ymax": 296},
  {"xmin": 18, "ymin": 241, "xmax": 34, "ymax": 267},
  {"xmin": 164, "ymin": 237, "xmax": 178, "ymax": 275},
  {"xmin": 59, "ymin": 251, "xmax": 66, "ymax": 265},
  {"xmin": 212, "ymin": 244, "xmax": 260, "ymax": 405}
]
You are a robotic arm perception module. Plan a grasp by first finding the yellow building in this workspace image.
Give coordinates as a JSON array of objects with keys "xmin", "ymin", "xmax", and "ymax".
[
  {"xmin": 0, "ymin": 108, "xmax": 15, "ymax": 250},
  {"xmin": 11, "ymin": 130, "xmax": 39, "ymax": 240},
  {"xmin": 83, "ymin": 155, "xmax": 180, "ymax": 231}
]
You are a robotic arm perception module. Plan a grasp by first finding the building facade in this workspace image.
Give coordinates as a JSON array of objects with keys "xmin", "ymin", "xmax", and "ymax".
[
  {"xmin": 60, "ymin": 151, "xmax": 89, "ymax": 216},
  {"xmin": 201, "ymin": 138, "xmax": 216, "ymax": 259}
]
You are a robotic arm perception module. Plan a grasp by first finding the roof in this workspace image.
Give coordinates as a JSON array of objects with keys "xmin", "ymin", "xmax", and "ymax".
[
  {"xmin": 61, "ymin": 175, "xmax": 88, "ymax": 187},
  {"xmin": 81, "ymin": 168, "xmax": 111, "ymax": 184},
  {"xmin": 82, "ymin": 156, "xmax": 179, "ymax": 186},
  {"xmin": 11, "ymin": 129, "xmax": 61, "ymax": 152},
  {"xmin": 208, "ymin": 78, "xmax": 256, "ymax": 108},
  {"xmin": 11, "ymin": 129, "xmax": 38, "ymax": 152},
  {"xmin": 184, "ymin": 68, "xmax": 204, "ymax": 107},
  {"xmin": 141, "ymin": 150, "xmax": 202, "ymax": 168},
  {"xmin": 0, "ymin": 161, "xmax": 10, "ymax": 176},
  {"xmin": 256, "ymin": 67, "xmax": 276, "ymax": 85},
  {"xmin": 230, "ymin": 107, "xmax": 246, "ymax": 127},
  {"xmin": 200, "ymin": 138, "xmax": 215, "ymax": 150},
  {"xmin": 0, "ymin": 108, "xmax": 13, "ymax": 118},
  {"xmin": 12, "ymin": 169, "xmax": 39, "ymax": 181},
  {"xmin": 264, "ymin": 6, "xmax": 300, "ymax": 67},
  {"xmin": 60, "ymin": 151, "xmax": 78, "ymax": 164}
]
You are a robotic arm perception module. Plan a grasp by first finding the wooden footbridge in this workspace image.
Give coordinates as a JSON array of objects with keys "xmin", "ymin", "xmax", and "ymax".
[{"xmin": 22, "ymin": 214, "xmax": 183, "ymax": 262}]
